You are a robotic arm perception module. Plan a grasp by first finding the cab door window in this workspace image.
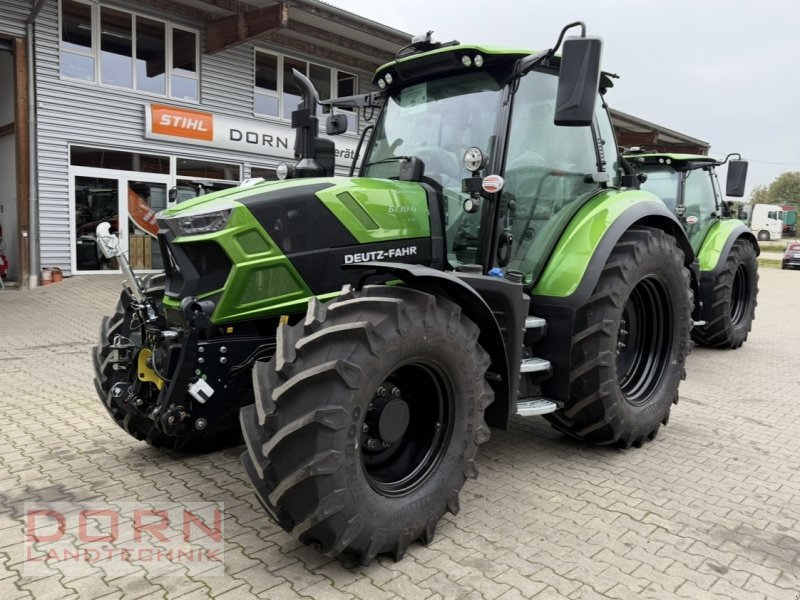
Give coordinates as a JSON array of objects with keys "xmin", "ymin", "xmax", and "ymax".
[
  {"xmin": 501, "ymin": 69, "xmax": 598, "ymax": 284},
  {"xmin": 683, "ymin": 168, "xmax": 717, "ymax": 248}
]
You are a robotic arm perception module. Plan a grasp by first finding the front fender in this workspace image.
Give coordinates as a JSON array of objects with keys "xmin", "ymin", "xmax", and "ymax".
[
  {"xmin": 696, "ymin": 220, "xmax": 758, "ymax": 322},
  {"xmin": 697, "ymin": 220, "xmax": 759, "ymax": 272},
  {"xmin": 343, "ymin": 261, "xmax": 514, "ymax": 429},
  {"xmin": 533, "ymin": 189, "xmax": 694, "ymax": 306}
]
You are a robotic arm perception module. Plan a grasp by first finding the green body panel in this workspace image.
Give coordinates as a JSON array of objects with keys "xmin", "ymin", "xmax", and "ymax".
[
  {"xmin": 159, "ymin": 177, "xmax": 431, "ymax": 323},
  {"xmin": 696, "ymin": 219, "xmax": 754, "ymax": 272},
  {"xmin": 159, "ymin": 178, "xmax": 329, "ymax": 218},
  {"xmin": 314, "ymin": 177, "xmax": 430, "ymax": 243},
  {"xmin": 162, "ymin": 202, "xmax": 317, "ymax": 322},
  {"xmin": 532, "ymin": 189, "xmax": 665, "ymax": 297}
]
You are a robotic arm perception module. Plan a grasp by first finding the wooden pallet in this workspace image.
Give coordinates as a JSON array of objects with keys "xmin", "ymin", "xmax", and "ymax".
[{"xmin": 129, "ymin": 235, "xmax": 152, "ymax": 270}]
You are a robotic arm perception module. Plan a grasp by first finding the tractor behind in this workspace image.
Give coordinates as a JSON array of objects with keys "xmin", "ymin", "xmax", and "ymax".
[{"xmin": 624, "ymin": 151, "xmax": 758, "ymax": 349}]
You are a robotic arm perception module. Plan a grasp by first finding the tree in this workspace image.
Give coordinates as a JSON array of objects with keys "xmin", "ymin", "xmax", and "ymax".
[
  {"xmin": 768, "ymin": 171, "xmax": 800, "ymax": 205},
  {"xmin": 748, "ymin": 184, "xmax": 769, "ymax": 204}
]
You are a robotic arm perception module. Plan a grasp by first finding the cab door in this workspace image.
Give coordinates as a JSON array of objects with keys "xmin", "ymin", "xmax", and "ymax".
[{"xmin": 682, "ymin": 167, "xmax": 719, "ymax": 254}]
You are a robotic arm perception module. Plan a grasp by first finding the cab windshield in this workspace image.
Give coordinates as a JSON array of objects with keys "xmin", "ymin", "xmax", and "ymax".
[
  {"xmin": 637, "ymin": 164, "xmax": 680, "ymax": 212},
  {"xmin": 363, "ymin": 71, "xmax": 502, "ymax": 185},
  {"xmin": 363, "ymin": 71, "xmax": 504, "ymax": 266}
]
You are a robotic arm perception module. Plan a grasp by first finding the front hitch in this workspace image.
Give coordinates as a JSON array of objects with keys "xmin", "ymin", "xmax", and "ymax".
[
  {"xmin": 150, "ymin": 297, "xmax": 216, "ymax": 434},
  {"xmin": 95, "ymin": 222, "xmax": 158, "ymax": 323}
]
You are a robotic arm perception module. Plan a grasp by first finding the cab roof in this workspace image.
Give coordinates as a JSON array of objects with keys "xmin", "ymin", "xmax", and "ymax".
[
  {"xmin": 624, "ymin": 152, "xmax": 721, "ymax": 169},
  {"xmin": 374, "ymin": 43, "xmax": 617, "ymax": 91},
  {"xmin": 623, "ymin": 152, "xmax": 717, "ymax": 163}
]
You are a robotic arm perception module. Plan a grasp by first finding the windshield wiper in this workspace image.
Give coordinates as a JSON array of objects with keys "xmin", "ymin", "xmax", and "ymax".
[{"xmin": 364, "ymin": 156, "xmax": 412, "ymax": 168}]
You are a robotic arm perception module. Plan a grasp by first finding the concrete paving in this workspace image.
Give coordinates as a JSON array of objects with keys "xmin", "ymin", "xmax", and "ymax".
[{"xmin": 1, "ymin": 268, "xmax": 800, "ymax": 599}]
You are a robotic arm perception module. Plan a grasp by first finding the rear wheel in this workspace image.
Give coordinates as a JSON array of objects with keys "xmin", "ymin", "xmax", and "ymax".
[
  {"xmin": 240, "ymin": 285, "xmax": 493, "ymax": 564},
  {"xmin": 692, "ymin": 238, "xmax": 758, "ymax": 349},
  {"xmin": 546, "ymin": 227, "xmax": 692, "ymax": 448},
  {"xmin": 92, "ymin": 276, "xmax": 244, "ymax": 452}
]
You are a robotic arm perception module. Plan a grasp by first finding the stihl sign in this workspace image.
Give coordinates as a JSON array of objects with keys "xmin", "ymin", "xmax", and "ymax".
[
  {"xmin": 144, "ymin": 103, "xmax": 358, "ymax": 168},
  {"xmin": 151, "ymin": 105, "xmax": 213, "ymax": 141}
]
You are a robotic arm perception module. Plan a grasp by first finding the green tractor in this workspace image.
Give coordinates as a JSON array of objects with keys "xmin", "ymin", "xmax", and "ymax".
[
  {"xmin": 94, "ymin": 23, "xmax": 706, "ymax": 563},
  {"xmin": 623, "ymin": 151, "xmax": 758, "ymax": 348}
]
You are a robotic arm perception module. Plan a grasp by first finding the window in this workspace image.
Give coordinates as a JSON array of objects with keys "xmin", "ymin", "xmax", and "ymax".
[
  {"xmin": 174, "ymin": 158, "xmax": 241, "ymax": 204},
  {"xmin": 136, "ymin": 17, "xmax": 166, "ymax": 95},
  {"xmin": 254, "ymin": 50, "xmax": 358, "ymax": 132},
  {"xmin": 61, "ymin": 0, "xmax": 94, "ymax": 80},
  {"xmin": 177, "ymin": 157, "xmax": 241, "ymax": 181},
  {"xmin": 365, "ymin": 71, "xmax": 504, "ymax": 267},
  {"xmin": 684, "ymin": 168, "xmax": 718, "ymax": 247},
  {"xmin": 60, "ymin": 2, "xmax": 199, "ymax": 101},
  {"xmin": 172, "ymin": 28, "xmax": 199, "ymax": 100},
  {"xmin": 100, "ymin": 7, "xmax": 132, "ymax": 88},
  {"xmin": 639, "ymin": 165, "xmax": 680, "ymax": 212},
  {"xmin": 254, "ymin": 52, "xmax": 279, "ymax": 117},
  {"xmin": 500, "ymin": 69, "xmax": 598, "ymax": 284},
  {"xmin": 70, "ymin": 146, "xmax": 170, "ymax": 174},
  {"xmin": 251, "ymin": 166, "xmax": 277, "ymax": 181}
]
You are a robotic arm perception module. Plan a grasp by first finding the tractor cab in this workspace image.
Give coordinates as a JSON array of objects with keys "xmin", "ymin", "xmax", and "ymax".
[
  {"xmin": 282, "ymin": 24, "xmax": 613, "ymax": 289},
  {"xmin": 624, "ymin": 151, "xmax": 749, "ymax": 253}
]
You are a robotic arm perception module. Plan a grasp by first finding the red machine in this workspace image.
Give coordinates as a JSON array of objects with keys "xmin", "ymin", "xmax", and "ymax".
[{"xmin": 0, "ymin": 224, "xmax": 8, "ymax": 280}]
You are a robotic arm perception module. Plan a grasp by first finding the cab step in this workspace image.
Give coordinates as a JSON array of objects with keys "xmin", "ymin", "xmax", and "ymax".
[
  {"xmin": 520, "ymin": 357, "xmax": 551, "ymax": 374},
  {"xmin": 525, "ymin": 316, "xmax": 547, "ymax": 331},
  {"xmin": 516, "ymin": 397, "xmax": 562, "ymax": 416}
]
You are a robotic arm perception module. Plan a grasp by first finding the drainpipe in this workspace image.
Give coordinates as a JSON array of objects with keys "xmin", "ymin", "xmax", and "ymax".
[{"xmin": 26, "ymin": 10, "xmax": 42, "ymax": 287}]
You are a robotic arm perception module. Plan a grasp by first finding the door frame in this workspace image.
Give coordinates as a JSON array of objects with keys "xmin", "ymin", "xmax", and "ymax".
[{"xmin": 68, "ymin": 166, "xmax": 171, "ymax": 274}]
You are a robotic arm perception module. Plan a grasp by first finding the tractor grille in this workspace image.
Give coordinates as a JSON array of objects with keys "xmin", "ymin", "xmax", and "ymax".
[{"xmin": 159, "ymin": 233, "xmax": 232, "ymax": 300}]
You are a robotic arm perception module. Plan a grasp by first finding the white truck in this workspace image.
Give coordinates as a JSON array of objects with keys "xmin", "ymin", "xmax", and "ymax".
[{"xmin": 749, "ymin": 203, "xmax": 784, "ymax": 241}]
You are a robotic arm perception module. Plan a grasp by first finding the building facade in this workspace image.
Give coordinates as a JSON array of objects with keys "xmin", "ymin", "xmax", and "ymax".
[{"xmin": 0, "ymin": 0, "xmax": 408, "ymax": 283}]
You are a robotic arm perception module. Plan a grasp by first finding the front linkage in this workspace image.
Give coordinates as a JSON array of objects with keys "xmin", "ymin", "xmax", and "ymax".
[{"xmin": 92, "ymin": 226, "xmax": 269, "ymax": 451}]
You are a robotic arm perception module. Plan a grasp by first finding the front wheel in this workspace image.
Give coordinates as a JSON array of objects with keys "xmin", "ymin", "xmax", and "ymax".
[
  {"xmin": 692, "ymin": 238, "xmax": 758, "ymax": 349},
  {"xmin": 240, "ymin": 285, "xmax": 493, "ymax": 564},
  {"xmin": 757, "ymin": 230, "xmax": 770, "ymax": 241},
  {"xmin": 546, "ymin": 227, "xmax": 692, "ymax": 448}
]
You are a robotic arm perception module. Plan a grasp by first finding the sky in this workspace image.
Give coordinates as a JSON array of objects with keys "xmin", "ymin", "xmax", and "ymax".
[{"xmin": 329, "ymin": 0, "xmax": 800, "ymax": 199}]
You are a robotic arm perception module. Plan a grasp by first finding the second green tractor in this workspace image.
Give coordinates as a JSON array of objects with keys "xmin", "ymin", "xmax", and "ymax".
[{"xmin": 624, "ymin": 151, "xmax": 758, "ymax": 349}]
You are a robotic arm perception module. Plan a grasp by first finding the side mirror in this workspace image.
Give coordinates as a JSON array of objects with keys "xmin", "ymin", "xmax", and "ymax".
[
  {"xmin": 555, "ymin": 36, "xmax": 603, "ymax": 126},
  {"xmin": 326, "ymin": 114, "xmax": 349, "ymax": 135},
  {"xmin": 726, "ymin": 159, "xmax": 748, "ymax": 197},
  {"xmin": 96, "ymin": 222, "xmax": 121, "ymax": 259}
]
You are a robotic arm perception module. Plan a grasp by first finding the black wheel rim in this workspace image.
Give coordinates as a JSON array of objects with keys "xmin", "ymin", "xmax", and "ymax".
[
  {"xmin": 616, "ymin": 277, "xmax": 672, "ymax": 406},
  {"xmin": 730, "ymin": 263, "xmax": 750, "ymax": 325},
  {"xmin": 361, "ymin": 362, "xmax": 454, "ymax": 497}
]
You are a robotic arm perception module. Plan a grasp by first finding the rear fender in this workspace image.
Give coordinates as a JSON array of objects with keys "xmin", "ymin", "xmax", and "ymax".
[
  {"xmin": 343, "ymin": 262, "xmax": 513, "ymax": 429},
  {"xmin": 533, "ymin": 191, "xmax": 695, "ymax": 307},
  {"xmin": 529, "ymin": 193, "xmax": 696, "ymax": 405}
]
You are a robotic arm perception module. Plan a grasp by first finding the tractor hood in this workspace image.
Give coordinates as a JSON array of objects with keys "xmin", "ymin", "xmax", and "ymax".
[
  {"xmin": 157, "ymin": 177, "xmax": 437, "ymax": 322},
  {"xmin": 159, "ymin": 176, "xmax": 431, "ymax": 244}
]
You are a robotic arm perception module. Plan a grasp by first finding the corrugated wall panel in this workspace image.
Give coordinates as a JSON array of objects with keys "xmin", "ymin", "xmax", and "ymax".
[
  {"xmin": 34, "ymin": 0, "xmax": 68, "ymax": 273},
  {"xmin": 0, "ymin": 0, "xmax": 30, "ymax": 38}
]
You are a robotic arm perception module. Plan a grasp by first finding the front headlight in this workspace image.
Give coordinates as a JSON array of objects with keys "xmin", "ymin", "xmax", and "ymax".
[{"xmin": 164, "ymin": 208, "xmax": 232, "ymax": 237}]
